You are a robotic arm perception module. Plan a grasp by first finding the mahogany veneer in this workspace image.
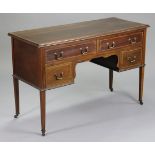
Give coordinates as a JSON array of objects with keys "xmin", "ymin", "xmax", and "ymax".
[{"xmin": 8, "ymin": 17, "xmax": 149, "ymax": 136}]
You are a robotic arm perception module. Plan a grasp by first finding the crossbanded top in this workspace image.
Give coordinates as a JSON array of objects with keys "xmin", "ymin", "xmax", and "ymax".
[{"xmin": 8, "ymin": 17, "xmax": 149, "ymax": 47}]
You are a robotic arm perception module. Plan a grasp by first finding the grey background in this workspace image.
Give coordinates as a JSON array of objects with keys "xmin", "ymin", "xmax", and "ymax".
[{"xmin": 0, "ymin": 13, "xmax": 155, "ymax": 141}]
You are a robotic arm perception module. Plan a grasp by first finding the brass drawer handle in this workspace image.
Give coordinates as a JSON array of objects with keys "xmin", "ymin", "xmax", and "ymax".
[
  {"xmin": 129, "ymin": 59, "xmax": 136, "ymax": 63},
  {"xmin": 127, "ymin": 55, "xmax": 137, "ymax": 63},
  {"xmin": 107, "ymin": 41, "xmax": 116, "ymax": 49},
  {"xmin": 80, "ymin": 46, "xmax": 88, "ymax": 55},
  {"xmin": 111, "ymin": 41, "xmax": 116, "ymax": 48},
  {"xmin": 54, "ymin": 51, "xmax": 64, "ymax": 60},
  {"xmin": 54, "ymin": 72, "xmax": 64, "ymax": 80},
  {"xmin": 128, "ymin": 37, "xmax": 137, "ymax": 44}
]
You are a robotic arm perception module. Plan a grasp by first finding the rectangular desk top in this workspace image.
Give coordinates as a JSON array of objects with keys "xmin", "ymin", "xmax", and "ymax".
[{"xmin": 8, "ymin": 17, "xmax": 149, "ymax": 47}]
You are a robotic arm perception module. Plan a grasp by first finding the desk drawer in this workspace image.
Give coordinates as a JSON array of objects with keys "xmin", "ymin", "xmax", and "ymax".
[
  {"xmin": 121, "ymin": 48, "xmax": 142, "ymax": 69},
  {"xmin": 45, "ymin": 62, "xmax": 74, "ymax": 89},
  {"xmin": 99, "ymin": 32, "xmax": 142, "ymax": 51},
  {"xmin": 45, "ymin": 40, "xmax": 96, "ymax": 63}
]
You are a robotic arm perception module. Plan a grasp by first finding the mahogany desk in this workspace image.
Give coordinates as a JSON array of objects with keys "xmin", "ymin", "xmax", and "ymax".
[{"xmin": 8, "ymin": 17, "xmax": 149, "ymax": 136}]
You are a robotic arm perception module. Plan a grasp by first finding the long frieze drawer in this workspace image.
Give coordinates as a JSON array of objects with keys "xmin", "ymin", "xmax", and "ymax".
[
  {"xmin": 99, "ymin": 32, "xmax": 143, "ymax": 51},
  {"xmin": 121, "ymin": 48, "xmax": 142, "ymax": 69},
  {"xmin": 45, "ymin": 62, "xmax": 74, "ymax": 89},
  {"xmin": 45, "ymin": 40, "xmax": 97, "ymax": 63}
]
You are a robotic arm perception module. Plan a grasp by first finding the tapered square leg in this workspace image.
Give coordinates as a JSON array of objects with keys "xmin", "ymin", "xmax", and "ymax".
[
  {"xmin": 40, "ymin": 90, "xmax": 46, "ymax": 136},
  {"xmin": 109, "ymin": 69, "xmax": 113, "ymax": 92},
  {"xmin": 139, "ymin": 66, "xmax": 145, "ymax": 105},
  {"xmin": 13, "ymin": 77, "xmax": 20, "ymax": 118}
]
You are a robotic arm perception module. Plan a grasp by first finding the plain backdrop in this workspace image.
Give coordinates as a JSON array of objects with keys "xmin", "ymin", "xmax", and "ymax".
[{"xmin": 0, "ymin": 13, "xmax": 155, "ymax": 141}]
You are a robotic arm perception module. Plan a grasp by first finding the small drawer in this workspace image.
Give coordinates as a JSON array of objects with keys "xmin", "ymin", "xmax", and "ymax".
[
  {"xmin": 45, "ymin": 40, "xmax": 96, "ymax": 63},
  {"xmin": 99, "ymin": 32, "xmax": 143, "ymax": 51},
  {"xmin": 121, "ymin": 48, "xmax": 142, "ymax": 69},
  {"xmin": 45, "ymin": 62, "xmax": 74, "ymax": 89}
]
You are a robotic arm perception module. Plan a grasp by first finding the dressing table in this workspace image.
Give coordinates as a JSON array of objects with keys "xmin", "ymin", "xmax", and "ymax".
[{"xmin": 8, "ymin": 17, "xmax": 149, "ymax": 136}]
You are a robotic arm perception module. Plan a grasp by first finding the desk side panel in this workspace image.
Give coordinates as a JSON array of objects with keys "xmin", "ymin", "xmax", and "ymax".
[{"xmin": 12, "ymin": 39, "xmax": 44, "ymax": 89}]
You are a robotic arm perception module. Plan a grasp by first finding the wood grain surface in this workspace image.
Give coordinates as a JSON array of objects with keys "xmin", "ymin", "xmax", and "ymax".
[{"xmin": 8, "ymin": 17, "xmax": 149, "ymax": 47}]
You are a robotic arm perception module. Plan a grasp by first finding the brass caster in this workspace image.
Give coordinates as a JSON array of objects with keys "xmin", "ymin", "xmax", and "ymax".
[
  {"xmin": 110, "ymin": 88, "xmax": 113, "ymax": 92},
  {"xmin": 14, "ymin": 113, "xmax": 19, "ymax": 118},
  {"xmin": 41, "ymin": 129, "xmax": 46, "ymax": 136},
  {"xmin": 139, "ymin": 100, "xmax": 143, "ymax": 105}
]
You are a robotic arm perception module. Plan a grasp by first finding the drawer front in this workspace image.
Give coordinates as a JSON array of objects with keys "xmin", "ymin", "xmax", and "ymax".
[
  {"xmin": 45, "ymin": 40, "xmax": 96, "ymax": 63},
  {"xmin": 121, "ymin": 48, "xmax": 142, "ymax": 69},
  {"xmin": 46, "ymin": 63, "xmax": 74, "ymax": 88},
  {"xmin": 99, "ymin": 32, "xmax": 142, "ymax": 51}
]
